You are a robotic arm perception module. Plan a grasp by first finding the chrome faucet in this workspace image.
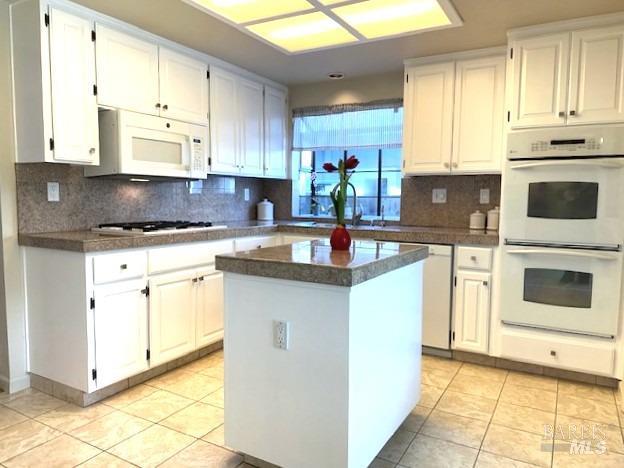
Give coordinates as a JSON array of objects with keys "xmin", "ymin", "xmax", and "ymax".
[
  {"xmin": 371, "ymin": 205, "xmax": 386, "ymax": 227},
  {"xmin": 348, "ymin": 182, "xmax": 362, "ymax": 226}
]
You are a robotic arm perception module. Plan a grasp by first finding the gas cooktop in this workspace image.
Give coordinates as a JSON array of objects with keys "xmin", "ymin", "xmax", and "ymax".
[{"xmin": 92, "ymin": 221, "xmax": 228, "ymax": 236}]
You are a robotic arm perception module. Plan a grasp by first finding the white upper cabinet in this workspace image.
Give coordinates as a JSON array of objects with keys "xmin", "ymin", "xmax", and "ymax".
[
  {"xmin": 10, "ymin": 2, "xmax": 99, "ymax": 165},
  {"xmin": 159, "ymin": 47, "xmax": 209, "ymax": 125},
  {"xmin": 237, "ymin": 77, "xmax": 265, "ymax": 177},
  {"xmin": 403, "ymin": 51, "xmax": 504, "ymax": 175},
  {"xmin": 568, "ymin": 25, "xmax": 624, "ymax": 124},
  {"xmin": 452, "ymin": 56, "xmax": 505, "ymax": 173},
  {"xmin": 509, "ymin": 23, "xmax": 624, "ymax": 128},
  {"xmin": 264, "ymin": 86, "xmax": 288, "ymax": 179},
  {"xmin": 403, "ymin": 62, "xmax": 455, "ymax": 174},
  {"xmin": 95, "ymin": 25, "xmax": 160, "ymax": 116},
  {"xmin": 509, "ymin": 33, "xmax": 570, "ymax": 128},
  {"xmin": 209, "ymin": 67, "xmax": 240, "ymax": 174},
  {"xmin": 48, "ymin": 8, "xmax": 99, "ymax": 165},
  {"xmin": 209, "ymin": 66, "xmax": 289, "ymax": 178}
]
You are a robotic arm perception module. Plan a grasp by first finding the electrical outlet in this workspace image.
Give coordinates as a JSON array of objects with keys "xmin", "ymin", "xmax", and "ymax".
[
  {"xmin": 480, "ymin": 188, "xmax": 490, "ymax": 204},
  {"xmin": 47, "ymin": 182, "xmax": 60, "ymax": 202},
  {"xmin": 244, "ymin": 188, "xmax": 250, "ymax": 201},
  {"xmin": 273, "ymin": 320, "xmax": 289, "ymax": 350},
  {"xmin": 432, "ymin": 188, "xmax": 447, "ymax": 204}
]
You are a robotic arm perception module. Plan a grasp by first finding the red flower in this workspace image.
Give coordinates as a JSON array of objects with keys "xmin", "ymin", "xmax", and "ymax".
[
  {"xmin": 323, "ymin": 162, "xmax": 338, "ymax": 172},
  {"xmin": 345, "ymin": 155, "xmax": 359, "ymax": 170}
]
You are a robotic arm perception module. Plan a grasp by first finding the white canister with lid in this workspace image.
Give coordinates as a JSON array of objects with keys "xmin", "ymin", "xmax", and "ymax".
[
  {"xmin": 257, "ymin": 198, "xmax": 274, "ymax": 221},
  {"xmin": 487, "ymin": 206, "xmax": 500, "ymax": 231},
  {"xmin": 469, "ymin": 210, "xmax": 486, "ymax": 230}
]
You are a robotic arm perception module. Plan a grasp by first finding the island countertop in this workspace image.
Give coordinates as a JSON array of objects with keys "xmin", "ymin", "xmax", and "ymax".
[{"xmin": 215, "ymin": 239, "xmax": 429, "ymax": 287}]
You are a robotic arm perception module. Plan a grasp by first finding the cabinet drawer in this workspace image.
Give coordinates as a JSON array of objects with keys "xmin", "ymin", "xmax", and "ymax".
[
  {"xmin": 500, "ymin": 330, "xmax": 615, "ymax": 376},
  {"xmin": 234, "ymin": 236, "xmax": 278, "ymax": 251},
  {"xmin": 148, "ymin": 240, "xmax": 234, "ymax": 274},
  {"xmin": 456, "ymin": 246, "xmax": 492, "ymax": 270},
  {"xmin": 93, "ymin": 251, "xmax": 147, "ymax": 284}
]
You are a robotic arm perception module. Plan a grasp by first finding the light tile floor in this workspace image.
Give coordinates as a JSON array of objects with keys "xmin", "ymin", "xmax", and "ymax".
[{"xmin": 0, "ymin": 352, "xmax": 622, "ymax": 467}]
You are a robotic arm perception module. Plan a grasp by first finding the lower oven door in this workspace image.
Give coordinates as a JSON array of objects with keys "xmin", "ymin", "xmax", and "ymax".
[{"xmin": 501, "ymin": 245, "xmax": 623, "ymax": 337}]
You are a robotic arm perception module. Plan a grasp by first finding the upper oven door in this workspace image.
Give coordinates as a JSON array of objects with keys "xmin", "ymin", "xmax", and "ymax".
[
  {"xmin": 501, "ymin": 245, "xmax": 623, "ymax": 337},
  {"xmin": 503, "ymin": 158, "xmax": 624, "ymax": 247},
  {"xmin": 118, "ymin": 111, "xmax": 208, "ymax": 179}
]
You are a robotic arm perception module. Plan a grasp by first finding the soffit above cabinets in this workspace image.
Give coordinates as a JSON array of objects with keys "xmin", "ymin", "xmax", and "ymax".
[{"xmin": 182, "ymin": 0, "xmax": 463, "ymax": 54}]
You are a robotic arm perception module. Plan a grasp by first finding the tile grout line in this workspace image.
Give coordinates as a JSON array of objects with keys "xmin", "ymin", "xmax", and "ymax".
[{"xmin": 550, "ymin": 378, "xmax": 560, "ymax": 468}]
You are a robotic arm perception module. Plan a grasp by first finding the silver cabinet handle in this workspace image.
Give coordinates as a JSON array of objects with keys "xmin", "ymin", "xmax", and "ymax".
[
  {"xmin": 155, "ymin": 103, "xmax": 161, "ymax": 109},
  {"xmin": 550, "ymin": 350, "xmax": 557, "ymax": 357},
  {"xmin": 89, "ymin": 147, "xmax": 96, "ymax": 154},
  {"xmin": 558, "ymin": 111, "xmax": 566, "ymax": 117},
  {"xmin": 444, "ymin": 162, "xmax": 450, "ymax": 168},
  {"xmin": 482, "ymin": 281, "xmax": 488, "ymax": 286},
  {"xmin": 569, "ymin": 110, "xmax": 576, "ymax": 116},
  {"xmin": 470, "ymin": 255, "xmax": 477, "ymax": 261},
  {"xmin": 120, "ymin": 264, "xmax": 128, "ymax": 270},
  {"xmin": 452, "ymin": 162, "xmax": 458, "ymax": 168},
  {"xmin": 162, "ymin": 104, "xmax": 168, "ymax": 111}
]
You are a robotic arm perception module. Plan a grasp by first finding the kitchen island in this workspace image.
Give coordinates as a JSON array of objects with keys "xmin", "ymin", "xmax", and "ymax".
[{"xmin": 216, "ymin": 239, "xmax": 428, "ymax": 468}]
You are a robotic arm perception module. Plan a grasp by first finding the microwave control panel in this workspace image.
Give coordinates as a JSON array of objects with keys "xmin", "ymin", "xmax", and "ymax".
[{"xmin": 192, "ymin": 137, "xmax": 205, "ymax": 173}]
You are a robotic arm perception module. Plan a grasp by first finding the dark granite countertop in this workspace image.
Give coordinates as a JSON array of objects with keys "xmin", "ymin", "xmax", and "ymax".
[
  {"xmin": 18, "ymin": 220, "xmax": 499, "ymax": 252},
  {"xmin": 216, "ymin": 239, "xmax": 429, "ymax": 286}
]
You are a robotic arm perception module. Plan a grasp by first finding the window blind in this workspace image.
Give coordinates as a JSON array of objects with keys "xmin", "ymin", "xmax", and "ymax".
[{"xmin": 292, "ymin": 99, "xmax": 403, "ymax": 151}]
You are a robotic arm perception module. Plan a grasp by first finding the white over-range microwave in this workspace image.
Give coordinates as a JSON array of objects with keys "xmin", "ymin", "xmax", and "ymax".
[{"xmin": 85, "ymin": 110, "xmax": 209, "ymax": 180}]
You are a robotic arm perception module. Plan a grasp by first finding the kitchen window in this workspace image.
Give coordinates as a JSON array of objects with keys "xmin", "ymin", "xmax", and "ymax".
[{"xmin": 292, "ymin": 101, "xmax": 403, "ymax": 219}]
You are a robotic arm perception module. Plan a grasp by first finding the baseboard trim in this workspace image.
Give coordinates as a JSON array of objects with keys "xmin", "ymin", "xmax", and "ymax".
[{"xmin": 0, "ymin": 373, "xmax": 31, "ymax": 394}]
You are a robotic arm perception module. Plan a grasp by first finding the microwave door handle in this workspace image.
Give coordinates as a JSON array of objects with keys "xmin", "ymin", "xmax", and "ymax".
[
  {"xmin": 511, "ymin": 160, "xmax": 624, "ymax": 170},
  {"xmin": 507, "ymin": 248, "xmax": 618, "ymax": 261}
]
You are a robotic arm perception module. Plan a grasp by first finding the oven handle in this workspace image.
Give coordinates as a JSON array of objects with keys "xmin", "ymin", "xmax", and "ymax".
[
  {"xmin": 506, "ymin": 248, "xmax": 619, "ymax": 261},
  {"xmin": 510, "ymin": 160, "xmax": 624, "ymax": 170}
]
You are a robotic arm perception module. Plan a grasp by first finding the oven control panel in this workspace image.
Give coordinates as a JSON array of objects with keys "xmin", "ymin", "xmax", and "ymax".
[
  {"xmin": 507, "ymin": 124, "xmax": 624, "ymax": 160},
  {"xmin": 530, "ymin": 138, "xmax": 601, "ymax": 153}
]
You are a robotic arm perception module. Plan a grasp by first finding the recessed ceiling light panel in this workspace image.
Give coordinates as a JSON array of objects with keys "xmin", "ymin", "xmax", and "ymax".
[
  {"xmin": 187, "ymin": 0, "xmax": 314, "ymax": 24},
  {"xmin": 246, "ymin": 11, "xmax": 358, "ymax": 53},
  {"xmin": 332, "ymin": 0, "xmax": 454, "ymax": 39}
]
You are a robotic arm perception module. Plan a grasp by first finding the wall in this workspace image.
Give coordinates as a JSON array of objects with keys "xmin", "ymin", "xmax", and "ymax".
[
  {"xmin": 16, "ymin": 164, "xmax": 267, "ymax": 233},
  {"xmin": 0, "ymin": 0, "xmax": 29, "ymax": 392}
]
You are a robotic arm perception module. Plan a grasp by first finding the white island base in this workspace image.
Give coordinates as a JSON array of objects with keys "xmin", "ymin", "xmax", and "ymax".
[{"xmin": 223, "ymin": 261, "xmax": 423, "ymax": 468}]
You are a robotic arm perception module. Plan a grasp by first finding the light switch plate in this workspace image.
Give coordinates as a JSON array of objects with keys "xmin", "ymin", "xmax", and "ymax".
[
  {"xmin": 432, "ymin": 188, "xmax": 447, "ymax": 204},
  {"xmin": 47, "ymin": 182, "xmax": 60, "ymax": 202},
  {"xmin": 480, "ymin": 188, "xmax": 490, "ymax": 204},
  {"xmin": 244, "ymin": 188, "xmax": 250, "ymax": 201},
  {"xmin": 273, "ymin": 320, "xmax": 289, "ymax": 350}
]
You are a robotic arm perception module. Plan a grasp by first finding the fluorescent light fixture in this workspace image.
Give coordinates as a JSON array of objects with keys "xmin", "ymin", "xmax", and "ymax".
[
  {"xmin": 332, "ymin": 0, "xmax": 452, "ymax": 39},
  {"xmin": 130, "ymin": 178, "xmax": 150, "ymax": 182},
  {"xmin": 247, "ymin": 11, "xmax": 357, "ymax": 53},
  {"xmin": 187, "ymin": 0, "xmax": 314, "ymax": 24}
]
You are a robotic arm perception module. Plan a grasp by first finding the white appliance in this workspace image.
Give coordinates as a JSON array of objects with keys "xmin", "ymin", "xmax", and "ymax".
[
  {"xmin": 416, "ymin": 244, "xmax": 453, "ymax": 350},
  {"xmin": 501, "ymin": 124, "xmax": 624, "ymax": 338},
  {"xmin": 85, "ymin": 110, "xmax": 209, "ymax": 180},
  {"xmin": 504, "ymin": 125, "xmax": 624, "ymax": 247}
]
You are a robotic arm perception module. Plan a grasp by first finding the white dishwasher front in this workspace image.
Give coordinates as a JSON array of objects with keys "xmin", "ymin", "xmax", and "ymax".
[{"xmin": 417, "ymin": 244, "xmax": 453, "ymax": 350}]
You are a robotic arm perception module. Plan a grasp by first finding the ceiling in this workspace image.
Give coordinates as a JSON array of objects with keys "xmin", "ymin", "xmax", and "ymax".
[{"xmin": 74, "ymin": 0, "xmax": 624, "ymax": 85}]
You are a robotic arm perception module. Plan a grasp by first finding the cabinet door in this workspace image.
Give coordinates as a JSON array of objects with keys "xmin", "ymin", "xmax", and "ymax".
[
  {"xmin": 453, "ymin": 270, "xmax": 490, "ymax": 354},
  {"xmin": 95, "ymin": 25, "xmax": 159, "ymax": 116},
  {"xmin": 159, "ymin": 47, "xmax": 209, "ymax": 125},
  {"xmin": 209, "ymin": 67, "xmax": 240, "ymax": 173},
  {"xmin": 48, "ymin": 8, "xmax": 99, "ymax": 165},
  {"xmin": 149, "ymin": 270, "xmax": 196, "ymax": 366},
  {"xmin": 568, "ymin": 25, "xmax": 624, "ymax": 125},
  {"xmin": 237, "ymin": 77, "xmax": 265, "ymax": 177},
  {"xmin": 510, "ymin": 33, "xmax": 570, "ymax": 128},
  {"xmin": 93, "ymin": 279, "xmax": 149, "ymax": 389},
  {"xmin": 195, "ymin": 270, "xmax": 224, "ymax": 348},
  {"xmin": 403, "ymin": 63, "xmax": 455, "ymax": 174},
  {"xmin": 264, "ymin": 86, "xmax": 288, "ymax": 179},
  {"xmin": 452, "ymin": 56, "xmax": 505, "ymax": 173}
]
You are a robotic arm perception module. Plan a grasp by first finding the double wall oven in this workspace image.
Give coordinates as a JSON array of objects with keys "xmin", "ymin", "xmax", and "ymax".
[{"xmin": 501, "ymin": 125, "xmax": 624, "ymax": 338}]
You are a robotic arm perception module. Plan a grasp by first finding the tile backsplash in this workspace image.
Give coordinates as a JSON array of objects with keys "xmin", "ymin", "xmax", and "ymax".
[
  {"xmin": 400, "ymin": 174, "xmax": 501, "ymax": 228},
  {"xmin": 15, "ymin": 163, "xmax": 266, "ymax": 233}
]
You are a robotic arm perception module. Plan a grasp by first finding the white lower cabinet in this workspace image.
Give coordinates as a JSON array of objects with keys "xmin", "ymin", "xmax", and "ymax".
[
  {"xmin": 195, "ymin": 269, "xmax": 224, "ymax": 348},
  {"xmin": 149, "ymin": 269, "xmax": 197, "ymax": 367},
  {"xmin": 93, "ymin": 279, "xmax": 149, "ymax": 388},
  {"xmin": 452, "ymin": 246, "xmax": 493, "ymax": 354}
]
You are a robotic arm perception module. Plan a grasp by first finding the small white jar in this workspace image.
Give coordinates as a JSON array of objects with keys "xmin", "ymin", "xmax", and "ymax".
[
  {"xmin": 257, "ymin": 198, "xmax": 274, "ymax": 221},
  {"xmin": 469, "ymin": 210, "xmax": 486, "ymax": 230}
]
